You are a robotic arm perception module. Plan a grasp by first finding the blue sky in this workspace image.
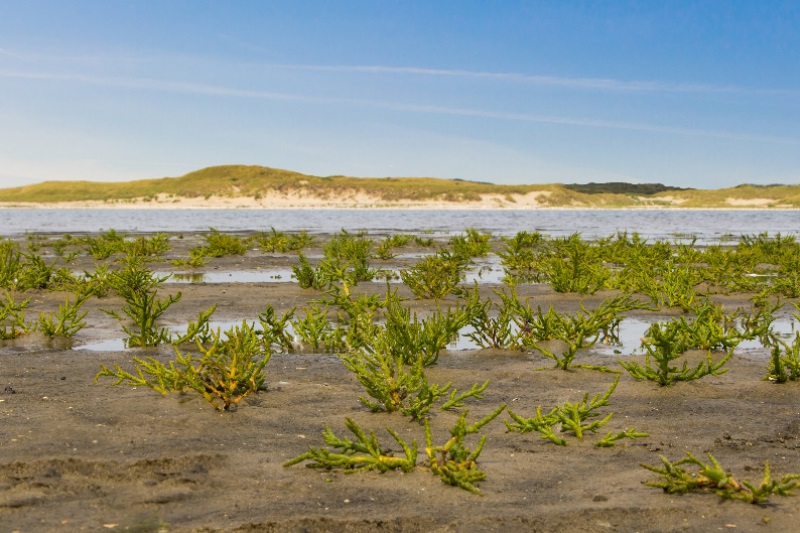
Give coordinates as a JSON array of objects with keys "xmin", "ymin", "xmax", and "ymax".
[{"xmin": 1, "ymin": 1, "xmax": 799, "ymax": 189}]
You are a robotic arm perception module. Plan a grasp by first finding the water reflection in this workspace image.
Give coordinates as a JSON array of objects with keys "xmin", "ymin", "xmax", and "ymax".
[
  {"xmin": 162, "ymin": 269, "xmax": 295, "ymax": 283},
  {"xmin": 448, "ymin": 317, "xmax": 796, "ymax": 356},
  {"xmin": 158, "ymin": 261, "xmax": 509, "ymax": 285}
]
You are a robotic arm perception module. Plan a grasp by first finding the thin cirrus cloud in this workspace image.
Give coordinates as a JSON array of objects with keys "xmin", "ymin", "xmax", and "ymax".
[
  {"xmin": 266, "ymin": 63, "xmax": 800, "ymax": 97},
  {"xmin": 1, "ymin": 67, "xmax": 798, "ymax": 146},
  {"xmin": 2, "ymin": 45, "xmax": 797, "ymax": 96}
]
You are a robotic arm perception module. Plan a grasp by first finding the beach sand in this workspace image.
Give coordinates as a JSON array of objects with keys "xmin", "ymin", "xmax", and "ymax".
[{"xmin": 1, "ymin": 234, "xmax": 799, "ymax": 532}]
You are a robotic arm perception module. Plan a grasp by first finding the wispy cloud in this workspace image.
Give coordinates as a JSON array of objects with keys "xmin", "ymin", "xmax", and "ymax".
[
  {"xmin": 0, "ymin": 47, "xmax": 43, "ymax": 64},
  {"xmin": 217, "ymin": 33, "xmax": 276, "ymax": 57},
  {"xmin": 266, "ymin": 64, "xmax": 800, "ymax": 97},
  {"xmin": 2, "ymin": 68, "xmax": 798, "ymax": 146},
  {"xmin": 0, "ymin": 69, "xmax": 314, "ymax": 102},
  {"xmin": 371, "ymin": 101, "xmax": 800, "ymax": 145},
  {"xmin": 3, "ymin": 44, "xmax": 795, "ymax": 97}
]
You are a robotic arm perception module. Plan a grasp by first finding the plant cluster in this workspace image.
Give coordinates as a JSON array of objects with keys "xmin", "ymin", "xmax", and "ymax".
[
  {"xmin": 36, "ymin": 292, "xmax": 90, "ymax": 338},
  {"xmin": 80, "ymin": 230, "xmax": 170, "ymax": 260},
  {"xmin": 95, "ymin": 321, "xmax": 272, "ymax": 410},
  {"xmin": 544, "ymin": 235, "xmax": 610, "ymax": 294},
  {"xmin": 169, "ymin": 247, "xmax": 210, "ymax": 268},
  {"xmin": 0, "ymin": 290, "xmax": 89, "ymax": 340},
  {"xmin": 257, "ymin": 304, "xmax": 296, "ymax": 353},
  {"xmin": 284, "ymin": 417, "xmax": 418, "ymax": 473},
  {"xmin": 498, "ymin": 231, "xmax": 547, "ymax": 284},
  {"xmin": 401, "ymin": 250, "xmax": 469, "ymax": 299},
  {"xmin": 462, "ymin": 287, "xmax": 518, "ymax": 350},
  {"xmin": 102, "ymin": 257, "xmax": 182, "ymax": 347},
  {"xmin": 619, "ymin": 317, "xmax": 733, "ymax": 386},
  {"xmin": 765, "ymin": 339, "xmax": 800, "ymax": 382},
  {"xmin": 291, "ymin": 304, "xmax": 341, "ymax": 352},
  {"xmin": 448, "ymin": 228, "xmax": 493, "ymax": 259},
  {"xmin": 341, "ymin": 331, "xmax": 488, "ymax": 420},
  {"xmin": 285, "ymin": 405, "xmax": 507, "ymax": 495},
  {"xmin": 673, "ymin": 300, "xmax": 741, "ymax": 351},
  {"xmin": 0, "ymin": 292, "xmax": 31, "ymax": 339},
  {"xmin": 374, "ymin": 233, "xmax": 435, "ymax": 260},
  {"xmin": 642, "ymin": 452, "xmax": 800, "ymax": 504},
  {"xmin": 199, "ymin": 228, "xmax": 249, "ymax": 257},
  {"xmin": 764, "ymin": 303, "xmax": 800, "ymax": 382},
  {"xmin": 0, "ymin": 239, "xmax": 73, "ymax": 291},
  {"xmin": 736, "ymin": 298, "xmax": 781, "ymax": 346},
  {"xmin": 7, "ymin": 225, "xmax": 800, "ymax": 504},
  {"xmin": 506, "ymin": 376, "xmax": 647, "ymax": 447},
  {"xmin": 494, "ymin": 230, "xmax": 800, "ymax": 301},
  {"xmin": 254, "ymin": 227, "xmax": 314, "ymax": 253},
  {"xmin": 514, "ymin": 295, "xmax": 645, "ymax": 370},
  {"xmin": 381, "ymin": 301, "xmax": 467, "ymax": 366},
  {"xmin": 292, "ymin": 231, "xmax": 379, "ymax": 294},
  {"xmin": 425, "ymin": 405, "xmax": 507, "ymax": 494}
]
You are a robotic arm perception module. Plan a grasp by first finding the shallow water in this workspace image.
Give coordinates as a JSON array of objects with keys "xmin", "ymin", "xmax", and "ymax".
[
  {"xmin": 166, "ymin": 270, "xmax": 296, "ymax": 283},
  {"xmin": 77, "ymin": 319, "xmax": 260, "ymax": 352},
  {"xmin": 3, "ymin": 208, "xmax": 798, "ymax": 244},
  {"xmin": 158, "ymin": 262, "xmax": 506, "ymax": 286},
  {"xmin": 448, "ymin": 318, "xmax": 657, "ymax": 354},
  {"xmin": 449, "ymin": 316, "xmax": 796, "ymax": 355},
  {"xmin": 82, "ymin": 314, "xmax": 795, "ymax": 355}
]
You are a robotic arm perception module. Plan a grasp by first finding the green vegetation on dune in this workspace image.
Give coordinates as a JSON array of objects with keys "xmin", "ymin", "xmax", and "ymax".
[
  {"xmin": 0, "ymin": 164, "xmax": 797, "ymax": 207},
  {"xmin": 0, "ymin": 165, "xmax": 550, "ymax": 203},
  {"xmin": 564, "ymin": 182, "xmax": 690, "ymax": 196},
  {"xmin": 662, "ymin": 184, "xmax": 800, "ymax": 208}
]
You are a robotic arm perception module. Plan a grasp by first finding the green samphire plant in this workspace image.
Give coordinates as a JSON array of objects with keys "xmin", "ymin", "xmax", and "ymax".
[
  {"xmin": 498, "ymin": 231, "xmax": 546, "ymax": 285},
  {"xmin": 763, "ymin": 302, "xmax": 800, "ymax": 382},
  {"xmin": 619, "ymin": 318, "xmax": 733, "ymax": 386},
  {"xmin": 341, "ymin": 326, "xmax": 488, "ymax": 420},
  {"xmin": 95, "ymin": 321, "xmax": 272, "ymax": 411},
  {"xmin": 400, "ymin": 250, "xmax": 468, "ymax": 300},
  {"xmin": 448, "ymin": 228, "xmax": 493, "ymax": 259},
  {"xmin": 255, "ymin": 227, "xmax": 314, "ymax": 253},
  {"xmin": 670, "ymin": 299, "xmax": 742, "ymax": 352},
  {"xmin": 292, "ymin": 252, "xmax": 378, "ymax": 295},
  {"xmin": 81, "ymin": 229, "xmax": 127, "ymax": 260},
  {"xmin": 643, "ymin": 260, "xmax": 701, "ymax": 311},
  {"xmin": 461, "ymin": 287, "xmax": 520, "ymax": 350},
  {"xmin": 506, "ymin": 375, "xmax": 647, "ymax": 447},
  {"xmin": 257, "ymin": 304, "xmax": 296, "ymax": 353},
  {"xmin": 642, "ymin": 452, "xmax": 800, "ymax": 504},
  {"xmin": 736, "ymin": 297, "xmax": 781, "ymax": 346},
  {"xmin": 424, "ymin": 404, "xmax": 507, "ymax": 495},
  {"xmin": 0, "ymin": 292, "xmax": 32, "ymax": 340},
  {"xmin": 544, "ymin": 234, "xmax": 610, "ymax": 294},
  {"xmin": 374, "ymin": 234, "xmax": 415, "ymax": 260},
  {"xmin": 515, "ymin": 295, "xmax": 644, "ymax": 370},
  {"xmin": 291, "ymin": 304, "xmax": 341, "ymax": 353},
  {"xmin": 381, "ymin": 300, "xmax": 467, "ymax": 366},
  {"xmin": 36, "ymin": 291, "xmax": 90, "ymax": 338},
  {"xmin": 102, "ymin": 257, "xmax": 181, "ymax": 347},
  {"xmin": 765, "ymin": 331, "xmax": 800, "ymax": 383},
  {"xmin": 283, "ymin": 417, "xmax": 418, "ymax": 473},
  {"xmin": 169, "ymin": 247, "xmax": 210, "ymax": 268},
  {"xmin": 200, "ymin": 228, "xmax": 249, "ymax": 257}
]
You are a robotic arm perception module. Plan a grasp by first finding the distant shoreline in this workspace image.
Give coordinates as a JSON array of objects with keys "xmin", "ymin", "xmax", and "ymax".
[
  {"xmin": 0, "ymin": 198, "xmax": 796, "ymax": 211},
  {"xmin": 2, "ymin": 165, "xmax": 797, "ymax": 209}
]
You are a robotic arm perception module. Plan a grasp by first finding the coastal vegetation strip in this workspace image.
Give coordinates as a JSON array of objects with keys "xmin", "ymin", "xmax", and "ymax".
[{"xmin": 0, "ymin": 165, "xmax": 798, "ymax": 207}]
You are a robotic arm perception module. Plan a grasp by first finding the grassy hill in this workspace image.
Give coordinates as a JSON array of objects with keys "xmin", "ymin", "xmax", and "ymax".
[{"xmin": 0, "ymin": 165, "xmax": 797, "ymax": 208}]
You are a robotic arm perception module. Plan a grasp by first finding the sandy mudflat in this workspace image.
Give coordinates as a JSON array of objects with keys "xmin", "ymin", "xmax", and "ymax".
[{"xmin": 1, "ymin": 234, "xmax": 799, "ymax": 532}]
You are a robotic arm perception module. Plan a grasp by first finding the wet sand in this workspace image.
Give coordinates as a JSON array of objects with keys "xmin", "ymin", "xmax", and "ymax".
[{"xmin": 1, "ymin": 233, "xmax": 799, "ymax": 532}]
